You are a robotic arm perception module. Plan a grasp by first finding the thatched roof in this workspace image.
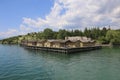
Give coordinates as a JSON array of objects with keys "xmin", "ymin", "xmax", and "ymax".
[
  {"xmin": 65, "ymin": 36, "xmax": 95, "ymax": 43},
  {"xmin": 21, "ymin": 37, "xmax": 95, "ymax": 44},
  {"xmin": 37, "ymin": 40, "xmax": 47, "ymax": 43},
  {"xmin": 47, "ymin": 40, "xmax": 70, "ymax": 43}
]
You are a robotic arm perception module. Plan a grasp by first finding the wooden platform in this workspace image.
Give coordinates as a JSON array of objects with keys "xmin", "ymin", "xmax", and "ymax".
[{"xmin": 22, "ymin": 45, "xmax": 102, "ymax": 53}]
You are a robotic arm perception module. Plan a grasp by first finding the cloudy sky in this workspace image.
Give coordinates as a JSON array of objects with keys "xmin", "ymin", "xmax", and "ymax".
[{"xmin": 0, "ymin": 0, "xmax": 120, "ymax": 38}]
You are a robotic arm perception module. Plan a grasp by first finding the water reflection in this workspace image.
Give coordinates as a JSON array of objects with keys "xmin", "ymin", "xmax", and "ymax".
[{"xmin": 24, "ymin": 48, "xmax": 73, "ymax": 64}]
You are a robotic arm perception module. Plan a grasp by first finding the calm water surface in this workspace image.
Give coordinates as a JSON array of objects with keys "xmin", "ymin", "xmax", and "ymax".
[{"xmin": 0, "ymin": 45, "xmax": 120, "ymax": 80}]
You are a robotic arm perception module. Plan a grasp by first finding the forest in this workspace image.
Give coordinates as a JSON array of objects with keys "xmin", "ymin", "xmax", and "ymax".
[{"xmin": 0, "ymin": 27, "xmax": 120, "ymax": 45}]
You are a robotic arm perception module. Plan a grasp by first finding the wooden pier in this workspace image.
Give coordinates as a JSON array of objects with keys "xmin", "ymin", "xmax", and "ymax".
[{"xmin": 22, "ymin": 45, "xmax": 102, "ymax": 53}]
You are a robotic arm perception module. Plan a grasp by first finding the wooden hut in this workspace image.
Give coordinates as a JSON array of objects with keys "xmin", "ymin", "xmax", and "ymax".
[
  {"xmin": 44, "ymin": 40, "xmax": 67, "ymax": 48},
  {"xmin": 80, "ymin": 40, "xmax": 95, "ymax": 47},
  {"xmin": 51, "ymin": 40, "xmax": 68, "ymax": 48},
  {"xmin": 65, "ymin": 36, "xmax": 95, "ymax": 47},
  {"xmin": 44, "ymin": 40, "xmax": 82, "ymax": 48},
  {"xmin": 27, "ymin": 40, "xmax": 37, "ymax": 46},
  {"xmin": 66, "ymin": 40, "xmax": 80, "ymax": 48},
  {"xmin": 21, "ymin": 40, "xmax": 28, "ymax": 46},
  {"xmin": 44, "ymin": 40, "xmax": 52, "ymax": 47},
  {"xmin": 36, "ymin": 40, "xmax": 46, "ymax": 47}
]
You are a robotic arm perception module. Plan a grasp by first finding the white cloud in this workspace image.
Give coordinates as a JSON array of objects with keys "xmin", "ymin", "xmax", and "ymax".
[
  {"xmin": 0, "ymin": 25, "xmax": 34, "ymax": 38},
  {"xmin": 0, "ymin": 29, "xmax": 19, "ymax": 38},
  {"xmin": 19, "ymin": 24, "xmax": 34, "ymax": 35},
  {"xmin": 21, "ymin": 0, "xmax": 120, "ymax": 30},
  {"xmin": 1, "ymin": 0, "xmax": 120, "ymax": 38}
]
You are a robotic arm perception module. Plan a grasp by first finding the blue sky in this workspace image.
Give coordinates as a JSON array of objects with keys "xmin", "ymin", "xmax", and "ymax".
[
  {"xmin": 0, "ymin": 0, "xmax": 53, "ymax": 32},
  {"xmin": 0, "ymin": 0, "xmax": 120, "ymax": 38}
]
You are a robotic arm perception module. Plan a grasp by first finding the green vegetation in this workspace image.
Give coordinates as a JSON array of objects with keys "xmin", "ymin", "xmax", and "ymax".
[
  {"xmin": 0, "ymin": 35, "xmax": 24, "ymax": 44},
  {"xmin": 106, "ymin": 30, "xmax": 120, "ymax": 44},
  {"xmin": 0, "ymin": 27, "xmax": 120, "ymax": 45}
]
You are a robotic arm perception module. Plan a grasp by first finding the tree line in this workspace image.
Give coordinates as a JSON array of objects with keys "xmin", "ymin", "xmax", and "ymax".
[{"xmin": 0, "ymin": 27, "xmax": 120, "ymax": 45}]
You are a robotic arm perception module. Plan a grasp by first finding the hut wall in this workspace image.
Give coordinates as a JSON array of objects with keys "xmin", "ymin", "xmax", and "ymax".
[
  {"xmin": 51, "ymin": 43, "xmax": 65, "ymax": 48},
  {"xmin": 27, "ymin": 43, "xmax": 33, "ymax": 46},
  {"xmin": 66, "ymin": 41, "xmax": 80, "ymax": 48},
  {"xmin": 52, "ymin": 43, "xmax": 61, "ymax": 48},
  {"xmin": 80, "ymin": 42, "xmax": 95, "ymax": 47},
  {"xmin": 36, "ymin": 43, "xmax": 44, "ymax": 47},
  {"xmin": 44, "ymin": 42, "xmax": 52, "ymax": 47}
]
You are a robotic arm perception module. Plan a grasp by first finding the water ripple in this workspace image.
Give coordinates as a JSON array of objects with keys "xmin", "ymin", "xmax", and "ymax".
[{"xmin": 0, "ymin": 45, "xmax": 120, "ymax": 80}]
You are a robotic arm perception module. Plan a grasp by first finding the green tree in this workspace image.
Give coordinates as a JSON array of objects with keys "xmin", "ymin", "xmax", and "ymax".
[
  {"xmin": 101, "ymin": 27, "xmax": 108, "ymax": 37},
  {"xmin": 84, "ymin": 28, "xmax": 91, "ymax": 38},
  {"xmin": 42, "ymin": 28, "xmax": 54, "ymax": 39},
  {"xmin": 106, "ymin": 30, "xmax": 120, "ymax": 44},
  {"xmin": 57, "ymin": 29, "xmax": 66, "ymax": 39},
  {"xmin": 98, "ymin": 36, "xmax": 109, "ymax": 44}
]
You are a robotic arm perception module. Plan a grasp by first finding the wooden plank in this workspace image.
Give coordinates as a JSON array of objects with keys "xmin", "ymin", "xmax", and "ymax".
[{"xmin": 21, "ymin": 45, "xmax": 102, "ymax": 53}]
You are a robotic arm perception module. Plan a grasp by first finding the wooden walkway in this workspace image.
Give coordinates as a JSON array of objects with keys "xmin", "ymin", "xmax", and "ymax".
[{"xmin": 22, "ymin": 45, "xmax": 102, "ymax": 53}]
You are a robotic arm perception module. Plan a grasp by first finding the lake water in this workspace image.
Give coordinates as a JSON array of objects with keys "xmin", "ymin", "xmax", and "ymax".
[{"xmin": 0, "ymin": 45, "xmax": 120, "ymax": 80}]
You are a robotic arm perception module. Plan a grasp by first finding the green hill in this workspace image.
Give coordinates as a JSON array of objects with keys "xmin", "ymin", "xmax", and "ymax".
[{"xmin": 0, "ymin": 28, "xmax": 120, "ymax": 45}]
